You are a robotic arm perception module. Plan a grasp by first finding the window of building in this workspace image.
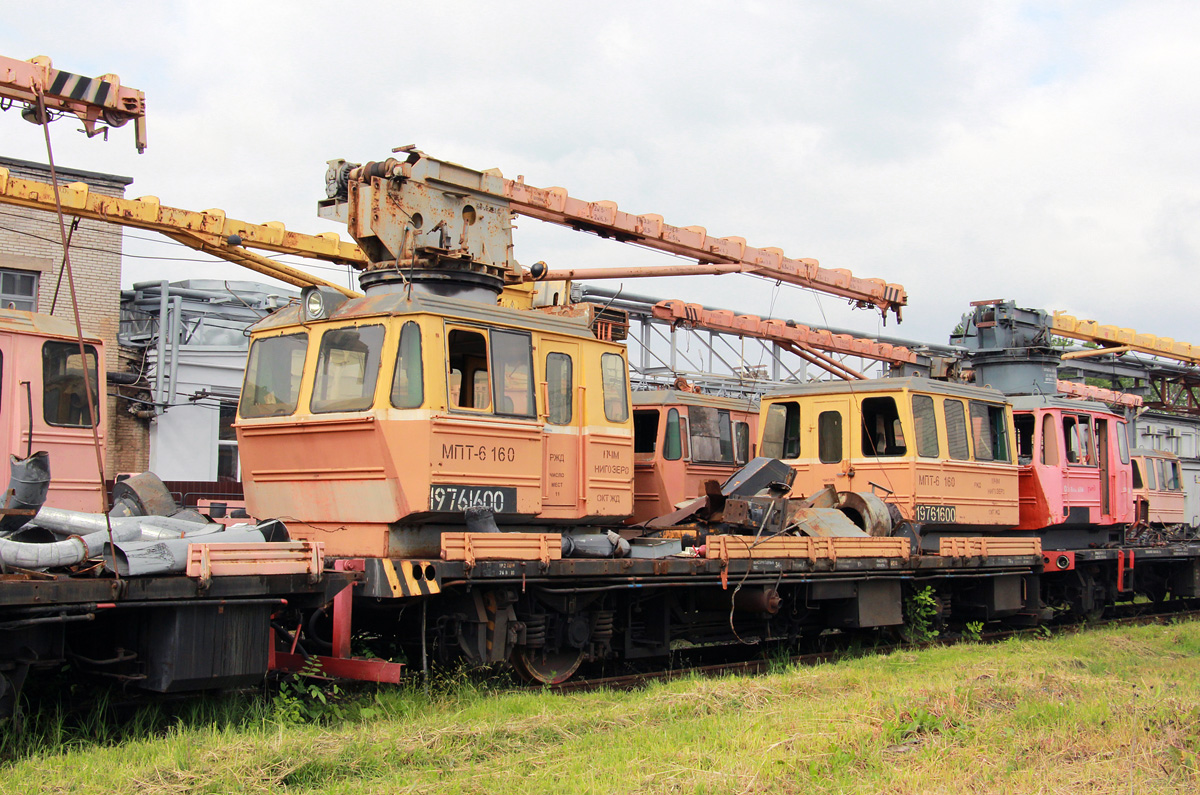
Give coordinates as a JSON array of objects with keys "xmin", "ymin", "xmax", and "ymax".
[
  {"xmin": 944, "ymin": 399, "xmax": 970, "ymax": 460},
  {"xmin": 0, "ymin": 268, "xmax": 38, "ymax": 311},
  {"xmin": 311, "ymin": 324, "xmax": 385, "ymax": 414},
  {"xmin": 913, "ymin": 395, "xmax": 939, "ymax": 458},
  {"xmin": 601, "ymin": 353, "xmax": 628, "ymax": 422},
  {"xmin": 664, "ymin": 408, "xmax": 686, "ymax": 461},
  {"xmin": 491, "ymin": 330, "xmax": 534, "ymax": 417},
  {"xmin": 390, "ymin": 321, "xmax": 423, "ymax": 409},
  {"xmin": 689, "ymin": 406, "xmax": 734, "ymax": 464},
  {"xmin": 734, "ymin": 421, "xmax": 751, "ymax": 465},
  {"xmin": 217, "ymin": 402, "xmax": 239, "ymax": 481},
  {"xmin": 240, "ymin": 332, "xmax": 307, "ymax": 418},
  {"xmin": 818, "ymin": 410, "xmax": 843, "ymax": 464},
  {"xmin": 634, "ymin": 409, "xmax": 659, "ymax": 454},
  {"xmin": 969, "ymin": 401, "xmax": 1010, "ymax": 462},
  {"xmin": 448, "ymin": 328, "xmax": 490, "ymax": 410},
  {"xmin": 860, "ymin": 396, "xmax": 906, "ymax": 457},
  {"xmin": 42, "ymin": 341, "xmax": 99, "ymax": 427},
  {"xmin": 546, "ymin": 352, "xmax": 573, "ymax": 425},
  {"xmin": 761, "ymin": 402, "xmax": 800, "ymax": 460}
]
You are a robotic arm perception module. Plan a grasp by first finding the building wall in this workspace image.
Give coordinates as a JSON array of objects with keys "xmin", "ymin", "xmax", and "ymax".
[
  {"xmin": 0, "ymin": 155, "xmax": 148, "ymax": 476},
  {"xmin": 148, "ymin": 348, "xmax": 248, "ymax": 481}
]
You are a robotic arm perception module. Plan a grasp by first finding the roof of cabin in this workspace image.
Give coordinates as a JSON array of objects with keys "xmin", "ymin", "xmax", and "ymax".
[
  {"xmin": 1008, "ymin": 394, "xmax": 1114, "ymax": 414},
  {"xmin": 251, "ymin": 290, "xmax": 604, "ymax": 340},
  {"xmin": 632, "ymin": 389, "xmax": 758, "ymax": 411},
  {"xmin": 763, "ymin": 376, "xmax": 1008, "ymax": 403},
  {"xmin": 0, "ymin": 310, "xmax": 103, "ymax": 344},
  {"xmin": 1131, "ymin": 447, "xmax": 1180, "ymax": 460}
]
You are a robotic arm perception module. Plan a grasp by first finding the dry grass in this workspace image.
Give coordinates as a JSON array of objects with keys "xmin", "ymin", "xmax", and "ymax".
[{"xmin": 4, "ymin": 620, "xmax": 1200, "ymax": 794}]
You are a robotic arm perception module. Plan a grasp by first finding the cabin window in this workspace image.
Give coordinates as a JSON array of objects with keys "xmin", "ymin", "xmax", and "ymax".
[
  {"xmin": 1167, "ymin": 461, "xmax": 1182, "ymax": 491},
  {"xmin": 448, "ymin": 328, "xmax": 490, "ymax": 410},
  {"xmin": 912, "ymin": 395, "xmax": 939, "ymax": 458},
  {"xmin": 42, "ymin": 341, "xmax": 100, "ymax": 427},
  {"xmin": 546, "ymin": 352, "xmax": 573, "ymax": 425},
  {"xmin": 634, "ymin": 409, "xmax": 659, "ymax": 453},
  {"xmin": 762, "ymin": 402, "xmax": 800, "ymax": 460},
  {"xmin": 311, "ymin": 324, "xmax": 385, "ymax": 414},
  {"xmin": 735, "ymin": 421, "xmax": 751, "ymax": 464},
  {"xmin": 818, "ymin": 410, "xmax": 843, "ymax": 463},
  {"xmin": 241, "ymin": 332, "xmax": 307, "ymax": 418},
  {"xmin": 690, "ymin": 406, "xmax": 734, "ymax": 464},
  {"xmin": 1144, "ymin": 459, "xmax": 1158, "ymax": 490},
  {"xmin": 390, "ymin": 321, "xmax": 424, "ymax": 409},
  {"xmin": 1014, "ymin": 414, "xmax": 1035, "ymax": 465},
  {"xmin": 1041, "ymin": 414, "xmax": 1059, "ymax": 465},
  {"xmin": 969, "ymin": 402, "xmax": 1009, "ymax": 462},
  {"xmin": 491, "ymin": 330, "xmax": 535, "ymax": 417},
  {"xmin": 1132, "ymin": 460, "xmax": 1145, "ymax": 489},
  {"xmin": 860, "ymin": 397, "xmax": 906, "ymax": 457},
  {"xmin": 1064, "ymin": 414, "xmax": 1095, "ymax": 466},
  {"xmin": 1117, "ymin": 422, "xmax": 1130, "ymax": 464},
  {"xmin": 664, "ymin": 408, "xmax": 685, "ymax": 460},
  {"xmin": 601, "ymin": 353, "xmax": 629, "ymax": 422},
  {"xmin": 944, "ymin": 399, "xmax": 970, "ymax": 460}
]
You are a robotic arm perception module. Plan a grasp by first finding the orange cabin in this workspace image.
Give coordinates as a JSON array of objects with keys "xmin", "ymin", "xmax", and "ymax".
[
  {"xmin": 630, "ymin": 390, "xmax": 758, "ymax": 523},
  {"xmin": 1129, "ymin": 448, "xmax": 1185, "ymax": 526},
  {"xmin": 758, "ymin": 377, "xmax": 1020, "ymax": 531},
  {"xmin": 236, "ymin": 291, "xmax": 634, "ymax": 558},
  {"xmin": 0, "ymin": 310, "xmax": 105, "ymax": 512},
  {"xmin": 1010, "ymin": 396, "xmax": 1133, "ymax": 538}
]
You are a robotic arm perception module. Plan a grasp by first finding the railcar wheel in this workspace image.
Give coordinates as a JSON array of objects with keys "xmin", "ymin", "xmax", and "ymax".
[{"xmin": 512, "ymin": 647, "xmax": 585, "ymax": 684}]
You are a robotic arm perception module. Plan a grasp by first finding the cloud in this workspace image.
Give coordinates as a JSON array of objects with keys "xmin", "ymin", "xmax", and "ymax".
[{"xmin": 2, "ymin": 1, "xmax": 1198, "ymax": 349}]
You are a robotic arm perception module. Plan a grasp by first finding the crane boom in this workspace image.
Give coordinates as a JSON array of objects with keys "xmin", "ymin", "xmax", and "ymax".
[
  {"xmin": 0, "ymin": 167, "xmax": 362, "ymax": 296},
  {"xmin": 1, "ymin": 55, "xmax": 147, "ymax": 152},
  {"xmin": 321, "ymin": 151, "xmax": 908, "ymax": 322}
]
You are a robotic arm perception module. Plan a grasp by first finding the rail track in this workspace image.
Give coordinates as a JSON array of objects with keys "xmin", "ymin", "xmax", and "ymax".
[{"xmin": 540, "ymin": 602, "xmax": 1200, "ymax": 694}]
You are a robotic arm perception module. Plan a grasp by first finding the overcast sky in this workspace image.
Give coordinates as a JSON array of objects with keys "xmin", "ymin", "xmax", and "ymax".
[{"xmin": 3, "ymin": 1, "xmax": 1199, "ymax": 348}]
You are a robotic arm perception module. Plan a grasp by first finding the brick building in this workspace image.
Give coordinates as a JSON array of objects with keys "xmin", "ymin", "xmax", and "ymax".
[{"xmin": 0, "ymin": 155, "xmax": 149, "ymax": 475}]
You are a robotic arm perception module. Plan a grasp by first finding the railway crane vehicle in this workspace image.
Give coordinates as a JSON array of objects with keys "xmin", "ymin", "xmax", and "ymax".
[{"xmin": 3, "ymin": 57, "xmax": 1200, "ymax": 692}]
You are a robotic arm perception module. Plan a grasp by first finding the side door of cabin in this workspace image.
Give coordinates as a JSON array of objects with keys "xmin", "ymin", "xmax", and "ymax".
[
  {"xmin": 1061, "ymin": 412, "xmax": 1101, "ymax": 523},
  {"xmin": 540, "ymin": 339, "xmax": 581, "ymax": 513},
  {"xmin": 432, "ymin": 323, "xmax": 544, "ymax": 517},
  {"xmin": 809, "ymin": 397, "xmax": 853, "ymax": 490}
]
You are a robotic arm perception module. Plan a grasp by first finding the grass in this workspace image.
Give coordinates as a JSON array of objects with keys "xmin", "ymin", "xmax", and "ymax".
[{"xmin": 3, "ymin": 620, "xmax": 1200, "ymax": 793}]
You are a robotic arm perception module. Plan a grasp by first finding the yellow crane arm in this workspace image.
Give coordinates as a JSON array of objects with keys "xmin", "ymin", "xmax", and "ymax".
[{"xmin": 0, "ymin": 166, "xmax": 363, "ymax": 296}]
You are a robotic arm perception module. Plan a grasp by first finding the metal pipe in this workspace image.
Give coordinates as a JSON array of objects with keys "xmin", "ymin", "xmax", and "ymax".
[
  {"xmin": 167, "ymin": 295, "xmax": 182, "ymax": 407},
  {"xmin": 153, "ymin": 279, "xmax": 169, "ymax": 410},
  {"xmin": 0, "ymin": 522, "xmax": 141, "ymax": 569}
]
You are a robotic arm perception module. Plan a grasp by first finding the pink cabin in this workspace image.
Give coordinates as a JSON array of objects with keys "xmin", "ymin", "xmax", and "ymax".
[
  {"xmin": 630, "ymin": 390, "xmax": 758, "ymax": 524},
  {"xmin": 0, "ymin": 310, "xmax": 105, "ymax": 512},
  {"xmin": 1010, "ymin": 395, "xmax": 1132, "ymax": 545},
  {"xmin": 1130, "ymin": 448, "xmax": 1186, "ymax": 526}
]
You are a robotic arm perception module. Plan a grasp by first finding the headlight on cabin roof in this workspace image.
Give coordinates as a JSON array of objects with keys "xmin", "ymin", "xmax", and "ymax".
[{"xmin": 304, "ymin": 288, "xmax": 327, "ymax": 320}]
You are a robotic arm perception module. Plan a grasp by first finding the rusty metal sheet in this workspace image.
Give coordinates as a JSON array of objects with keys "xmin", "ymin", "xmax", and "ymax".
[
  {"xmin": 185, "ymin": 541, "xmax": 324, "ymax": 586},
  {"xmin": 938, "ymin": 537, "xmax": 1043, "ymax": 558},
  {"xmin": 440, "ymin": 532, "xmax": 562, "ymax": 566},
  {"xmin": 705, "ymin": 535, "xmax": 909, "ymax": 562}
]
